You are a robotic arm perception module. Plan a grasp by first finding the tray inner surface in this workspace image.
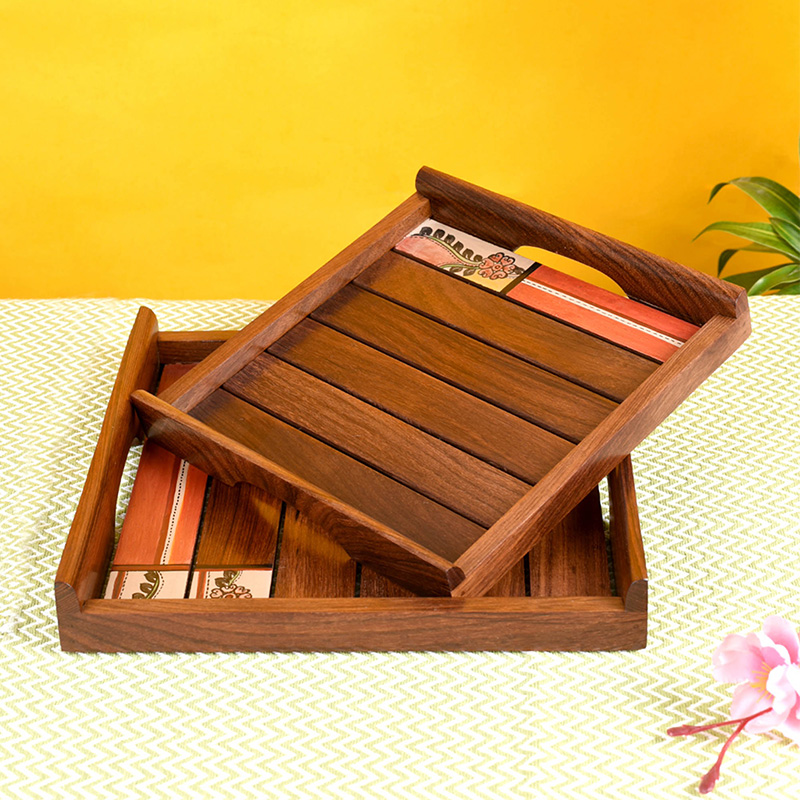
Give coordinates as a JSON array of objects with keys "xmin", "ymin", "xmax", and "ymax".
[{"xmin": 188, "ymin": 247, "xmax": 661, "ymax": 570}]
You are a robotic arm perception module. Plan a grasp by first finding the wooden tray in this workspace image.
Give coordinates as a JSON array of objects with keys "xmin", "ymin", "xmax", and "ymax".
[
  {"xmin": 55, "ymin": 314, "xmax": 647, "ymax": 652},
  {"xmin": 130, "ymin": 168, "xmax": 750, "ymax": 597}
]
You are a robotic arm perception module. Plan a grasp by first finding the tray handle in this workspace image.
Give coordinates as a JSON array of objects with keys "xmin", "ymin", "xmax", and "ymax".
[{"xmin": 416, "ymin": 166, "xmax": 746, "ymax": 327}]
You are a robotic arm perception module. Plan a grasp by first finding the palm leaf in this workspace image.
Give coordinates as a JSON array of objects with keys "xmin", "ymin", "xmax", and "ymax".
[
  {"xmin": 748, "ymin": 264, "xmax": 800, "ymax": 296},
  {"xmin": 770, "ymin": 217, "xmax": 800, "ymax": 256},
  {"xmin": 775, "ymin": 282, "xmax": 800, "ymax": 295},
  {"xmin": 724, "ymin": 264, "xmax": 797, "ymax": 290},
  {"xmin": 709, "ymin": 177, "xmax": 800, "ymax": 224},
  {"xmin": 695, "ymin": 221, "xmax": 800, "ymax": 260}
]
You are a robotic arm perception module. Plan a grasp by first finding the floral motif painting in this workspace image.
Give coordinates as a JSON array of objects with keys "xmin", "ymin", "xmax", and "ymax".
[{"xmin": 395, "ymin": 220, "xmax": 536, "ymax": 292}]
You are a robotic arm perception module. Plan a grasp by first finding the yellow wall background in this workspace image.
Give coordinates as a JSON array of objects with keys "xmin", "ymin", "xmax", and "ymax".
[{"xmin": 1, "ymin": 0, "xmax": 798, "ymax": 299}]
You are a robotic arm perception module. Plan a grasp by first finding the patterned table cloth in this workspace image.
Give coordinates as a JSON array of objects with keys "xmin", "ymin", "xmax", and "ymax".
[{"xmin": 0, "ymin": 298, "xmax": 797, "ymax": 799}]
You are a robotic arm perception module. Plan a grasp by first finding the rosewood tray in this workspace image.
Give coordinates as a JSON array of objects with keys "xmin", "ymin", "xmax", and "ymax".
[
  {"xmin": 130, "ymin": 168, "xmax": 750, "ymax": 598},
  {"xmin": 55, "ymin": 312, "xmax": 647, "ymax": 652}
]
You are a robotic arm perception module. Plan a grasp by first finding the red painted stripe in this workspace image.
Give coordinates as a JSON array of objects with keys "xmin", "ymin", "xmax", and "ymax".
[
  {"xmin": 112, "ymin": 365, "xmax": 208, "ymax": 569},
  {"xmin": 531, "ymin": 266, "xmax": 699, "ymax": 340},
  {"xmin": 168, "ymin": 463, "xmax": 208, "ymax": 564},
  {"xmin": 113, "ymin": 443, "xmax": 181, "ymax": 565},
  {"xmin": 507, "ymin": 281, "xmax": 680, "ymax": 362}
]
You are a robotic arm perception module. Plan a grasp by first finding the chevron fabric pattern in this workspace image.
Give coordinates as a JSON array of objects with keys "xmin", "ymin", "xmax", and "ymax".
[{"xmin": 0, "ymin": 298, "xmax": 797, "ymax": 799}]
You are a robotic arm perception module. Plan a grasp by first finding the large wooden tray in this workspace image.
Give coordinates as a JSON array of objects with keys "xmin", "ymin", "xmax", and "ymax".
[
  {"xmin": 55, "ymin": 313, "xmax": 647, "ymax": 652},
  {"xmin": 130, "ymin": 168, "xmax": 750, "ymax": 597}
]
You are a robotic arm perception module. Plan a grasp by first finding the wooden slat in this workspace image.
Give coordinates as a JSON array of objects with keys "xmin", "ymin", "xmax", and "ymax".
[
  {"xmin": 528, "ymin": 487, "xmax": 611, "ymax": 597},
  {"xmin": 226, "ymin": 354, "xmax": 528, "ymax": 527},
  {"xmin": 415, "ymin": 166, "xmax": 745, "ymax": 326},
  {"xmin": 522, "ymin": 265, "xmax": 699, "ymax": 340},
  {"xmin": 191, "ymin": 389, "xmax": 485, "ymax": 562},
  {"xmin": 508, "ymin": 281, "xmax": 681, "ymax": 362},
  {"xmin": 110, "ymin": 443, "xmax": 207, "ymax": 568},
  {"xmin": 357, "ymin": 252, "xmax": 657, "ymax": 400},
  {"xmin": 313, "ymin": 284, "xmax": 617, "ymax": 442},
  {"xmin": 270, "ymin": 320, "xmax": 573, "ymax": 484},
  {"xmin": 159, "ymin": 193, "xmax": 431, "ymax": 413},
  {"xmin": 273, "ymin": 507, "xmax": 357, "ymax": 598},
  {"xmin": 195, "ymin": 482, "xmax": 281, "ymax": 568}
]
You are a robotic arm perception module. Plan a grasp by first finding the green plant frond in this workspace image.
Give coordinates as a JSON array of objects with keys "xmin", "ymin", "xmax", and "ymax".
[
  {"xmin": 770, "ymin": 217, "xmax": 800, "ymax": 256},
  {"xmin": 775, "ymin": 282, "xmax": 800, "ymax": 295},
  {"xmin": 748, "ymin": 264, "xmax": 800, "ymax": 296},
  {"xmin": 717, "ymin": 248, "xmax": 740, "ymax": 276},
  {"xmin": 709, "ymin": 177, "xmax": 800, "ymax": 224},
  {"xmin": 723, "ymin": 264, "xmax": 797, "ymax": 290},
  {"xmin": 695, "ymin": 221, "xmax": 800, "ymax": 260}
]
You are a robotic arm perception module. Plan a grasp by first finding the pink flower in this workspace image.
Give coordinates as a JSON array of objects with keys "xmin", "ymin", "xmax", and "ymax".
[{"xmin": 668, "ymin": 615, "xmax": 800, "ymax": 793}]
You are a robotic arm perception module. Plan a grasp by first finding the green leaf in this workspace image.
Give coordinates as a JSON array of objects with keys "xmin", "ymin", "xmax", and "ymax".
[
  {"xmin": 748, "ymin": 264, "xmax": 800, "ymax": 296},
  {"xmin": 695, "ymin": 221, "xmax": 800, "ymax": 259},
  {"xmin": 770, "ymin": 217, "xmax": 800, "ymax": 256},
  {"xmin": 709, "ymin": 177, "xmax": 800, "ymax": 224},
  {"xmin": 717, "ymin": 248, "xmax": 740, "ymax": 275},
  {"xmin": 724, "ymin": 265, "xmax": 797, "ymax": 290},
  {"xmin": 775, "ymin": 282, "xmax": 800, "ymax": 295}
]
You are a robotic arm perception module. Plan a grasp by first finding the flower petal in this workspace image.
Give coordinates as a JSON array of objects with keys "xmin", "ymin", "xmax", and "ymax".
[
  {"xmin": 777, "ymin": 698, "xmax": 800, "ymax": 743},
  {"xmin": 712, "ymin": 634, "xmax": 765, "ymax": 683},
  {"xmin": 730, "ymin": 683, "xmax": 772, "ymax": 718},
  {"xmin": 767, "ymin": 665, "xmax": 800, "ymax": 715},
  {"xmin": 763, "ymin": 616, "xmax": 800, "ymax": 663}
]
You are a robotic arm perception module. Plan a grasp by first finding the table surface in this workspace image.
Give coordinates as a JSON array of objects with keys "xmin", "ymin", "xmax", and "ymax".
[{"xmin": 0, "ymin": 297, "xmax": 797, "ymax": 800}]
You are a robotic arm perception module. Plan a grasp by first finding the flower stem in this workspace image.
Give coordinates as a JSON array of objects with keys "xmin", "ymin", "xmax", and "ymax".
[
  {"xmin": 698, "ymin": 717, "xmax": 747, "ymax": 794},
  {"xmin": 667, "ymin": 707, "xmax": 772, "ymax": 737},
  {"xmin": 667, "ymin": 707, "xmax": 772, "ymax": 794}
]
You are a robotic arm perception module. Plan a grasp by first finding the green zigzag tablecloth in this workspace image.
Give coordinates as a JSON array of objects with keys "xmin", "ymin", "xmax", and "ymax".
[{"xmin": 0, "ymin": 298, "xmax": 798, "ymax": 799}]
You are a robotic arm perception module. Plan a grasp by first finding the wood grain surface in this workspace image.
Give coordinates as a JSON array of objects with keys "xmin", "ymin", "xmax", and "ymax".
[
  {"xmin": 357, "ymin": 251, "xmax": 657, "ymax": 400},
  {"xmin": 58, "ymin": 322, "xmax": 650, "ymax": 652},
  {"xmin": 528, "ymin": 487, "xmax": 611, "ymax": 597},
  {"xmin": 63, "ymin": 596, "xmax": 645, "ymax": 652},
  {"xmin": 273, "ymin": 506, "xmax": 357, "ymax": 598},
  {"xmin": 608, "ymin": 457, "xmax": 648, "ymax": 612},
  {"xmin": 195, "ymin": 482, "xmax": 282, "ymax": 568},
  {"xmin": 55, "ymin": 306, "xmax": 160, "ymax": 614},
  {"xmin": 313, "ymin": 284, "xmax": 617, "ymax": 443},
  {"xmin": 226, "ymin": 354, "xmax": 529, "ymax": 526},
  {"xmin": 190, "ymin": 389, "xmax": 486, "ymax": 560},
  {"xmin": 269, "ymin": 319, "xmax": 573, "ymax": 483}
]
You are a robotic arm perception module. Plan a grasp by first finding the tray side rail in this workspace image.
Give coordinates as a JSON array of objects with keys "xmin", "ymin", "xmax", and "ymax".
[{"xmin": 55, "ymin": 306, "xmax": 160, "ymax": 622}]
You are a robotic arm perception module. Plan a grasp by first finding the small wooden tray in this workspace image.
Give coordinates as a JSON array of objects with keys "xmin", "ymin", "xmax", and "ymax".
[
  {"xmin": 55, "ymin": 315, "xmax": 647, "ymax": 652},
  {"xmin": 130, "ymin": 168, "xmax": 749, "ymax": 597}
]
